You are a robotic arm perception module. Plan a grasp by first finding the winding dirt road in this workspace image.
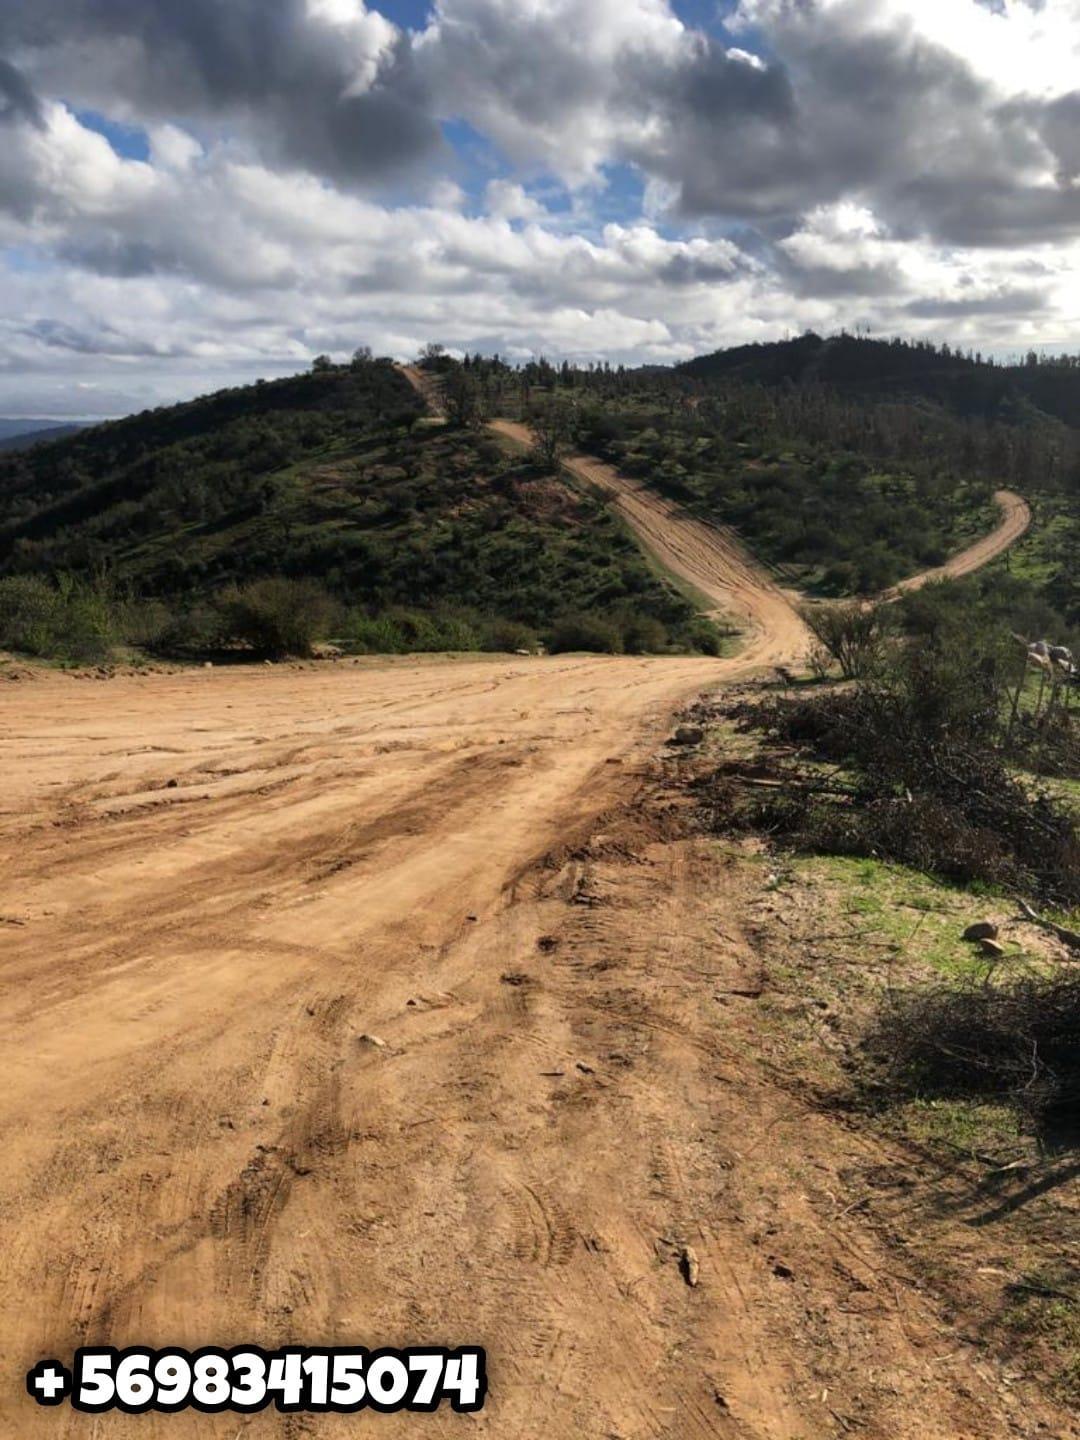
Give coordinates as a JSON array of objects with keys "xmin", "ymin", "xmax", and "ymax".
[
  {"xmin": 883, "ymin": 488, "xmax": 1031, "ymax": 599},
  {"xmin": 491, "ymin": 420, "xmax": 806, "ymax": 665},
  {"xmin": 491, "ymin": 421, "xmax": 1030, "ymax": 632},
  {"xmin": 0, "ymin": 445, "xmax": 1041, "ymax": 1438}
]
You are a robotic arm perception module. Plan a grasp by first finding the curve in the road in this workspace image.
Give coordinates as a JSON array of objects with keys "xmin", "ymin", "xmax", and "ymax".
[
  {"xmin": 492, "ymin": 421, "xmax": 1031, "ymax": 665},
  {"xmin": 491, "ymin": 419, "xmax": 810, "ymax": 670},
  {"xmin": 881, "ymin": 488, "xmax": 1031, "ymax": 600}
]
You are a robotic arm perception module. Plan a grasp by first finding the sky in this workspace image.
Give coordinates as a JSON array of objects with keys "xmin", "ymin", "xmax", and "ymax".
[{"xmin": 4, "ymin": 0, "xmax": 1080, "ymax": 416}]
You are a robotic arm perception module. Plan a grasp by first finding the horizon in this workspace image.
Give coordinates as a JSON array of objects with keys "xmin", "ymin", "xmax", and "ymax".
[{"xmin": 6, "ymin": 326, "xmax": 1080, "ymax": 426}]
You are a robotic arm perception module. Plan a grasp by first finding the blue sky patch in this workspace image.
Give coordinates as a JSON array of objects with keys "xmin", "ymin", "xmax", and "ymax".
[{"xmin": 75, "ymin": 110, "xmax": 151, "ymax": 162}]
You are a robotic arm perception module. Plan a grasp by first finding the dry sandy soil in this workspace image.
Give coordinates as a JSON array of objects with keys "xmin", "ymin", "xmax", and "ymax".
[{"xmin": 0, "ymin": 445, "xmax": 1052, "ymax": 1438}]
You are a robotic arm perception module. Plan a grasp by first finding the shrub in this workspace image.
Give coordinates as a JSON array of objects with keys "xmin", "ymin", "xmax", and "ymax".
[
  {"xmin": 864, "ymin": 975, "xmax": 1080, "ymax": 1137},
  {"xmin": 798, "ymin": 600, "xmax": 893, "ymax": 679},
  {"xmin": 687, "ymin": 619, "xmax": 724, "ymax": 657},
  {"xmin": 343, "ymin": 607, "xmax": 486, "ymax": 654},
  {"xmin": 621, "ymin": 614, "xmax": 669, "ymax": 654},
  {"xmin": 150, "ymin": 603, "xmax": 223, "ymax": 657},
  {"xmin": 0, "ymin": 575, "xmax": 60, "ymax": 656},
  {"xmin": 547, "ymin": 613, "xmax": 623, "ymax": 654},
  {"xmin": 0, "ymin": 573, "xmax": 118, "ymax": 664},
  {"xmin": 480, "ymin": 619, "xmax": 540, "ymax": 653},
  {"xmin": 343, "ymin": 612, "xmax": 407, "ymax": 654},
  {"xmin": 716, "ymin": 626, "xmax": 1080, "ymax": 906},
  {"xmin": 218, "ymin": 578, "xmax": 337, "ymax": 658},
  {"xmin": 120, "ymin": 597, "xmax": 174, "ymax": 650}
]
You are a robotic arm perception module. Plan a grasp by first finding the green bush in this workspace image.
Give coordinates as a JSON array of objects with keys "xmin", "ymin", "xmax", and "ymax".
[
  {"xmin": 343, "ymin": 606, "xmax": 485, "ymax": 655},
  {"xmin": 343, "ymin": 612, "xmax": 407, "ymax": 654},
  {"xmin": 547, "ymin": 613, "xmax": 624, "ymax": 654},
  {"xmin": 151, "ymin": 603, "xmax": 223, "ymax": 656},
  {"xmin": 120, "ymin": 597, "xmax": 174, "ymax": 650},
  {"xmin": 218, "ymin": 577, "xmax": 337, "ymax": 658},
  {"xmin": 0, "ymin": 573, "xmax": 118, "ymax": 664},
  {"xmin": 687, "ymin": 619, "xmax": 724, "ymax": 656},
  {"xmin": 480, "ymin": 618, "xmax": 540, "ymax": 653},
  {"xmin": 0, "ymin": 575, "xmax": 61, "ymax": 656},
  {"xmin": 620, "ymin": 614, "xmax": 669, "ymax": 654}
]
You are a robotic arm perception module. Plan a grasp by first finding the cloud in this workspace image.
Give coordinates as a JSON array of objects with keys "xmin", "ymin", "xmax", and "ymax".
[
  {"xmin": 1, "ymin": 0, "xmax": 440, "ymax": 184},
  {"xmin": 484, "ymin": 179, "xmax": 546, "ymax": 223},
  {"xmin": 0, "ymin": 59, "xmax": 44, "ymax": 129},
  {"xmin": 5, "ymin": 0, "xmax": 1080, "ymax": 415}
]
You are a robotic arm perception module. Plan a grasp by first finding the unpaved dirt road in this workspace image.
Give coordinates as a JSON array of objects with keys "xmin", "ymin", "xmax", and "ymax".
[
  {"xmin": 883, "ymin": 489, "xmax": 1031, "ymax": 598},
  {"xmin": 490, "ymin": 421, "xmax": 805, "ymax": 665},
  {"xmin": 490, "ymin": 423, "xmax": 1030, "ymax": 634},
  {"xmin": 0, "ymin": 450, "xmax": 1044, "ymax": 1437}
]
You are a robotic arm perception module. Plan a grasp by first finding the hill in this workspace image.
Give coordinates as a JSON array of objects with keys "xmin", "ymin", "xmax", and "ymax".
[
  {"xmin": 0, "ymin": 360, "xmax": 711, "ymax": 660},
  {"xmin": 0, "ymin": 420, "xmax": 85, "ymax": 451},
  {"xmin": 679, "ymin": 332, "xmax": 1080, "ymax": 425}
]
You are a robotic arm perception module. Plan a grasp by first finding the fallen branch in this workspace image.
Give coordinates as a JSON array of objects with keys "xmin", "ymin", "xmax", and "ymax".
[{"xmin": 1018, "ymin": 900, "xmax": 1080, "ymax": 953}]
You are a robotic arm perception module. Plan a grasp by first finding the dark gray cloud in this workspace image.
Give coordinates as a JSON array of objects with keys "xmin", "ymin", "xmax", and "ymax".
[
  {"xmin": 904, "ymin": 287, "xmax": 1049, "ymax": 319},
  {"xmin": 0, "ymin": 58, "xmax": 43, "ymax": 128},
  {"xmin": 625, "ymin": 9, "xmax": 1051, "ymax": 246},
  {"xmin": 621, "ymin": 45, "xmax": 800, "ymax": 219},
  {"xmin": 777, "ymin": 257, "xmax": 906, "ymax": 300},
  {"xmin": 2, "ymin": 0, "xmax": 441, "ymax": 183},
  {"xmin": 7, "ymin": 0, "xmax": 1080, "ymax": 251}
]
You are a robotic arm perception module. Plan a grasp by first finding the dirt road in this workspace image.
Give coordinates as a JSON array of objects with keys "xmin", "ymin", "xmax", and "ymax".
[
  {"xmin": 883, "ymin": 488, "xmax": 1031, "ymax": 599},
  {"xmin": 490, "ymin": 421, "xmax": 805, "ymax": 665},
  {"xmin": 0, "ymin": 454, "xmax": 1043, "ymax": 1437}
]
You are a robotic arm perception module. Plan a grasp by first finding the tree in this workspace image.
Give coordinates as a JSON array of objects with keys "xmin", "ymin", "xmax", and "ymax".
[
  {"xmin": 351, "ymin": 345, "xmax": 373, "ymax": 367},
  {"xmin": 312, "ymin": 354, "xmax": 335, "ymax": 373},
  {"xmin": 444, "ymin": 367, "xmax": 485, "ymax": 428},
  {"xmin": 530, "ymin": 398, "xmax": 575, "ymax": 469},
  {"xmin": 799, "ymin": 600, "xmax": 893, "ymax": 680},
  {"xmin": 418, "ymin": 342, "xmax": 446, "ymax": 368}
]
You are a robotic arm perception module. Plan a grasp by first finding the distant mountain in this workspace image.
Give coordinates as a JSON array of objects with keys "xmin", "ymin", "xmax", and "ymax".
[
  {"xmin": 0, "ymin": 420, "xmax": 86, "ymax": 452},
  {"xmin": 679, "ymin": 333, "xmax": 1080, "ymax": 427}
]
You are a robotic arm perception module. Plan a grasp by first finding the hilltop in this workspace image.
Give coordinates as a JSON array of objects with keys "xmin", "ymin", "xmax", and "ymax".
[
  {"xmin": 0, "ymin": 338, "xmax": 1076, "ymax": 665},
  {"xmin": 679, "ymin": 331, "xmax": 1080, "ymax": 426}
]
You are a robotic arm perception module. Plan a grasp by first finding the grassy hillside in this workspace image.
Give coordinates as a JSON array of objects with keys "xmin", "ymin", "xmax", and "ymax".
[
  {"xmin": 671, "ymin": 334, "xmax": 1079, "ymax": 613},
  {"xmin": 0, "ymin": 360, "xmax": 711, "ymax": 660},
  {"xmin": 2, "ymin": 341, "xmax": 1074, "ymax": 663},
  {"xmin": 575, "ymin": 398, "xmax": 995, "ymax": 594}
]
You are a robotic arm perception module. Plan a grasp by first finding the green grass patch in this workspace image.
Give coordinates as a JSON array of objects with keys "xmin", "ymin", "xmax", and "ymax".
[{"xmin": 796, "ymin": 855, "xmax": 1027, "ymax": 978}]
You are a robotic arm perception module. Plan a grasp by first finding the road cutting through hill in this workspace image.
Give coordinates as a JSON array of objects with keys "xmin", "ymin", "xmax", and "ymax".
[{"xmin": 0, "ymin": 443, "xmax": 1039, "ymax": 1438}]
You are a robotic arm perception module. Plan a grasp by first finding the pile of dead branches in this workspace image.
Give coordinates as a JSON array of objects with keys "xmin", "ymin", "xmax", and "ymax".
[
  {"xmin": 705, "ymin": 683, "xmax": 1080, "ymax": 907},
  {"xmin": 864, "ymin": 974, "xmax": 1080, "ymax": 1136}
]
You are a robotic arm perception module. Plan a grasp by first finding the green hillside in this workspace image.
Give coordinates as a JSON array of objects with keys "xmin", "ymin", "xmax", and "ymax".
[
  {"xmin": 679, "ymin": 331, "xmax": 1080, "ymax": 428},
  {"xmin": 0, "ymin": 360, "xmax": 711, "ymax": 661}
]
